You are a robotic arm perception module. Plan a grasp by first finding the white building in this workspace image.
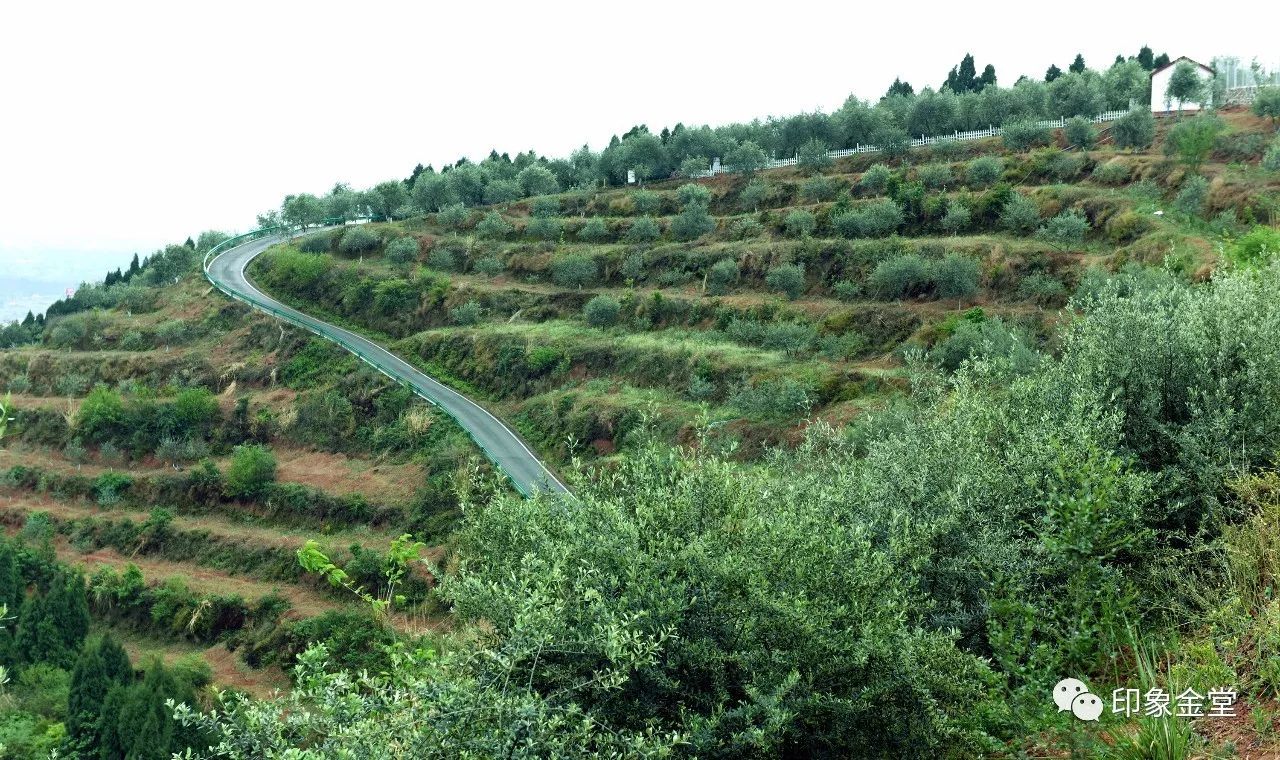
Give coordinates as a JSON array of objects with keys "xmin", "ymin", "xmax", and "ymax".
[{"xmin": 1150, "ymin": 56, "xmax": 1215, "ymax": 114}]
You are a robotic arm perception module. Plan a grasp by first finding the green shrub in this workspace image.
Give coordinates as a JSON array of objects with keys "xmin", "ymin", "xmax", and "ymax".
[
  {"xmin": 1091, "ymin": 159, "xmax": 1130, "ymax": 185},
  {"xmin": 1001, "ymin": 121, "xmax": 1051, "ymax": 151},
  {"xmin": 1104, "ymin": 211, "xmax": 1153, "ymax": 244},
  {"xmin": 707, "ymin": 259, "xmax": 740, "ymax": 295},
  {"xmin": 1253, "ymin": 87, "xmax": 1280, "ymax": 122},
  {"xmin": 1044, "ymin": 151, "xmax": 1086, "ymax": 181},
  {"xmin": 476, "ymin": 212, "xmax": 512, "ymax": 239},
  {"xmin": 1000, "ymin": 193, "xmax": 1041, "ymax": 234},
  {"xmin": 1111, "ymin": 108, "xmax": 1156, "ymax": 150},
  {"xmin": 730, "ymin": 218, "xmax": 764, "ymax": 239},
  {"xmin": 917, "ymin": 163, "xmax": 953, "ymax": 190},
  {"xmin": 836, "ymin": 199, "xmax": 903, "ymax": 238},
  {"xmin": 578, "ymin": 217, "xmax": 609, "ymax": 242},
  {"xmin": 631, "ymin": 190, "xmax": 661, "ymax": 215},
  {"xmin": 225, "ymin": 444, "xmax": 276, "ymax": 499},
  {"xmin": 765, "ymin": 264, "xmax": 806, "ymax": 300},
  {"xmin": 680, "ymin": 156, "xmax": 710, "ymax": 178},
  {"xmin": 483, "ymin": 180, "xmax": 522, "ymax": 205},
  {"xmin": 583, "ymin": 295, "xmax": 621, "ymax": 327},
  {"xmin": 832, "ymin": 280, "xmax": 861, "ymax": 301},
  {"xmin": 526, "ymin": 216, "xmax": 563, "ymax": 241},
  {"xmin": 155, "ymin": 320, "xmax": 190, "ymax": 346},
  {"xmin": 298, "ymin": 232, "xmax": 333, "ymax": 253},
  {"xmin": 1035, "ymin": 210, "xmax": 1090, "ymax": 247},
  {"xmin": 818, "ymin": 332, "xmax": 868, "ymax": 360},
  {"xmin": 1172, "ymin": 175, "xmax": 1210, "ymax": 218},
  {"xmin": 859, "ymin": 164, "xmax": 893, "ymax": 194},
  {"xmin": 450, "ymin": 301, "xmax": 483, "ymax": 326},
  {"xmin": 669, "ymin": 205, "xmax": 715, "ymax": 241},
  {"xmin": 940, "ymin": 202, "xmax": 971, "ymax": 235},
  {"xmin": 1163, "ymin": 115, "xmax": 1223, "ymax": 173},
  {"xmin": 868, "ymin": 254, "xmax": 930, "ymax": 299},
  {"xmin": 1018, "ymin": 273, "xmax": 1067, "ymax": 305},
  {"xmin": 965, "ymin": 156, "xmax": 1003, "ymax": 188},
  {"xmin": 530, "ymin": 197, "xmax": 560, "ymax": 218},
  {"xmin": 1064, "ymin": 116, "xmax": 1097, "ymax": 149},
  {"xmin": 626, "ymin": 217, "xmax": 661, "ymax": 243},
  {"xmin": 427, "ymin": 247, "xmax": 459, "ymax": 272},
  {"xmin": 620, "ymin": 253, "xmax": 646, "ymax": 282},
  {"xmin": 473, "ymin": 255, "xmax": 504, "ymax": 277},
  {"xmin": 730, "ymin": 377, "xmax": 813, "ymax": 419},
  {"xmin": 1226, "ymin": 225, "xmax": 1280, "ymax": 268},
  {"xmin": 551, "ymin": 255, "xmax": 597, "ymax": 288},
  {"xmin": 437, "ymin": 203, "xmax": 469, "ymax": 231},
  {"xmin": 784, "ymin": 209, "xmax": 816, "ymax": 238},
  {"xmin": 800, "ymin": 175, "xmax": 840, "ymax": 202},
  {"xmin": 676, "ymin": 183, "xmax": 711, "ymax": 207},
  {"xmin": 338, "ymin": 227, "xmax": 379, "ymax": 256},
  {"xmin": 932, "ymin": 253, "xmax": 980, "ymax": 302},
  {"xmin": 384, "ymin": 237, "xmax": 420, "ymax": 266},
  {"xmin": 738, "ymin": 179, "xmax": 773, "ymax": 211},
  {"xmin": 930, "ymin": 317, "xmax": 1037, "ymax": 373},
  {"xmin": 1262, "ymin": 136, "xmax": 1280, "ymax": 172}
]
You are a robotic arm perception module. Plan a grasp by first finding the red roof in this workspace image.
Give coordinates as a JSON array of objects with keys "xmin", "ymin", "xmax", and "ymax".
[{"xmin": 1149, "ymin": 56, "xmax": 1215, "ymax": 78}]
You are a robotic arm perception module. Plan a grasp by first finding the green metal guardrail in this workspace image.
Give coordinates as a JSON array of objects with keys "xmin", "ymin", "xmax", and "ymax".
[{"xmin": 201, "ymin": 221, "xmax": 559, "ymax": 498}]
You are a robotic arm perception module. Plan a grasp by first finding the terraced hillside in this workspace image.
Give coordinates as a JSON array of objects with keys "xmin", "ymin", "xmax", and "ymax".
[
  {"xmin": 0, "ymin": 244, "xmax": 480, "ymax": 695},
  {"xmin": 250, "ymin": 108, "xmax": 1279, "ymax": 466}
]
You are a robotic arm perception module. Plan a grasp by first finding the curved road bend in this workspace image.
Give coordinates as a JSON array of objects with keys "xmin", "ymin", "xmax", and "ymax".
[{"xmin": 205, "ymin": 231, "xmax": 569, "ymax": 498}]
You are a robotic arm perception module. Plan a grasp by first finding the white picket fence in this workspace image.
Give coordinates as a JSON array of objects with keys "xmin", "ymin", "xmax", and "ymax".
[{"xmin": 691, "ymin": 109, "xmax": 1131, "ymax": 178}]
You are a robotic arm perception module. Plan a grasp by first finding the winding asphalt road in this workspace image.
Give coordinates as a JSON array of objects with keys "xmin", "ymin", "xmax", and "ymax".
[{"xmin": 205, "ymin": 230, "xmax": 569, "ymax": 498}]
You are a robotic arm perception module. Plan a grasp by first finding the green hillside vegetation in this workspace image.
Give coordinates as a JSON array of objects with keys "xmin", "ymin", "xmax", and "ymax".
[
  {"xmin": 250, "ymin": 107, "xmax": 1278, "ymax": 467},
  {"xmin": 1, "ymin": 45, "xmax": 1279, "ymax": 756},
  {"xmin": 0, "ymin": 236, "xmax": 480, "ymax": 754}
]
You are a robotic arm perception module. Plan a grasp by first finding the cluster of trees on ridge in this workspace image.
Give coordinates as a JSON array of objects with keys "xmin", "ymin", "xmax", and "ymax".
[{"xmin": 261, "ymin": 46, "xmax": 1198, "ymax": 227}]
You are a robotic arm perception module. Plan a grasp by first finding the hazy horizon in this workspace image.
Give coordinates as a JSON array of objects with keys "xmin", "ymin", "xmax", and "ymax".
[{"xmin": 2, "ymin": 1, "xmax": 1275, "ymax": 322}]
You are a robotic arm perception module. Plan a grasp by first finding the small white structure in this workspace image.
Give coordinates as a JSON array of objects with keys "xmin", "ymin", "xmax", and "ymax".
[{"xmin": 1150, "ymin": 56, "xmax": 1215, "ymax": 114}]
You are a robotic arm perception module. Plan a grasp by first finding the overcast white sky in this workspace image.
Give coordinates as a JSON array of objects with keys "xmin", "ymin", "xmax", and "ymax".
[{"xmin": 0, "ymin": 0, "xmax": 1273, "ymax": 313}]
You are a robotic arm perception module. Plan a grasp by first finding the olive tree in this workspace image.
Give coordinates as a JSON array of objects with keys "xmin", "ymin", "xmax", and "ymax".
[
  {"xmin": 1164, "ymin": 60, "xmax": 1206, "ymax": 114},
  {"xmin": 727, "ymin": 140, "xmax": 767, "ymax": 175},
  {"xmin": 385, "ymin": 237, "xmax": 420, "ymax": 267},
  {"xmin": 518, "ymin": 164, "xmax": 560, "ymax": 196},
  {"xmin": 1035, "ymin": 210, "xmax": 1090, "ymax": 247},
  {"xmin": 797, "ymin": 138, "xmax": 832, "ymax": 172},
  {"xmin": 551, "ymin": 255, "xmax": 597, "ymax": 288},
  {"xmin": 583, "ymin": 295, "xmax": 621, "ymax": 327},
  {"xmin": 766, "ymin": 263, "xmax": 806, "ymax": 299},
  {"xmin": 1110, "ymin": 108, "xmax": 1156, "ymax": 150}
]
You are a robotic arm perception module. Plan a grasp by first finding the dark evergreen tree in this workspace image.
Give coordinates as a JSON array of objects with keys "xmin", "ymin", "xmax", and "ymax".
[
  {"xmin": 1154, "ymin": 53, "xmax": 1171, "ymax": 69},
  {"xmin": 0, "ymin": 540, "xmax": 22, "ymax": 612},
  {"xmin": 885, "ymin": 77, "xmax": 914, "ymax": 98},
  {"xmin": 98, "ymin": 634, "xmax": 133, "ymax": 684},
  {"xmin": 109, "ymin": 661, "xmax": 201, "ymax": 759},
  {"xmin": 944, "ymin": 53, "xmax": 981, "ymax": 93},
  {"xmin": 1138, "ymin": 45, "xmax": 1155, "ymax": 70},
  {"xmin": 21, "ymin": 311, "xmax": 35, "ymax": 327},
  {"xmin": 405, "ymin": 162, "xmax": 426, "ymax": 187},
  {"xmin": 48, "ymin": 572, "xmax": 90, "ymax": 656},
  {"xmin": 13, "ymin": 593, "xmax": 67, "ymax": 667},
  {"xmin": 979, "ymin": 64, "xmax": 997, "ymax": 90},
  {"xmin": 1045, "ymin": 64, "xmax": 1063, "ymax": 82},
  {"xmin": 97, "ymin": 685, "xmax": 129, "ymax": 760},
  {"xmin": 68, "ymin": 642, "xmax": 112, "ymax": 748},
  {"xmin": 183, "ymin": 237, "xmax": 195, "ymax": 249},
  {"xmin": 126, "ymin": 252, "xmax": 141, "ymax": 280},
  {"xmin": 1070, "ymin": 53, "xmax": 1086, "ymax": 74},
  {"xmin": 1115, "ymin": 54, "xmax": 1126, "ymax": 67}
]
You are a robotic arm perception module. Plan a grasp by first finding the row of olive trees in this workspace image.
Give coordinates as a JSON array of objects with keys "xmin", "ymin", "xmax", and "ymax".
[{"xmin": 261, "ymin": 57, "xmax": 1191, "ymax": 229}]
